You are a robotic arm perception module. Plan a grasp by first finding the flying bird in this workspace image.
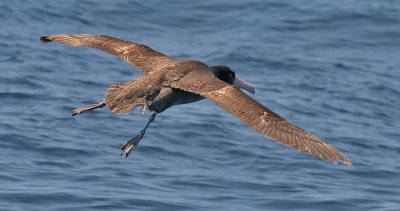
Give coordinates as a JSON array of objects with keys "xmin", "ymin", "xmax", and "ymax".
[{"xmin": 40, "ymin": 34, "xmax": 352, "ymax": 167}]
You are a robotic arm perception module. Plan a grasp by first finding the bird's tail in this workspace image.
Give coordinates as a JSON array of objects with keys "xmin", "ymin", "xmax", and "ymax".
[{"xmin": 105, "ymin": 77, "xmax": 157, "ymax": 114}]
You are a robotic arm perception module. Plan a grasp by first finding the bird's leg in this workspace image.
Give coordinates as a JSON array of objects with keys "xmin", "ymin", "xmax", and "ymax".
[
  {"xmin": 72, "ymin": 101, "xmax": 106, "ymax": 116},
  {"xmin": 120, "ymin": 112, "xmax": 158, "ymax": 157}
]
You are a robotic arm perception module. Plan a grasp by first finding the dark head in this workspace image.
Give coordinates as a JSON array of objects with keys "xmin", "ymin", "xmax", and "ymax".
[{"xmin": 210, "ymin": 66, "xmax": 255, "ymax": 94}]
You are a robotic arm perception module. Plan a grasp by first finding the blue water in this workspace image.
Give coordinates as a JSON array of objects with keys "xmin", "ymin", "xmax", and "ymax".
[{"xmin": 1, "ymin": 0, "xmax": 400, "ymax": 210}]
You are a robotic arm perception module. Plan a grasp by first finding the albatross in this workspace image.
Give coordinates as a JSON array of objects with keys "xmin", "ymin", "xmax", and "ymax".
[{"xmin": 40, "ymin": 34, "xmax": 352, "ymax": 167}]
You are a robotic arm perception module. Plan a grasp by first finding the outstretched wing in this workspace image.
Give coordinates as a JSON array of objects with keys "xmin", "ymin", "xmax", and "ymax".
[
  {"xmin": 40, "ymin": 34, "xmax": 175, "ymax": 74},
  {"xmin": 171, "ymin": 70, "xmax": 352, "ymax": 166}
]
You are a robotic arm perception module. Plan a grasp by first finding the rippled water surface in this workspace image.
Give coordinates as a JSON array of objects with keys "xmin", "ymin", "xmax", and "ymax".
[{"xmin": 1, "ymin": 0, "xmax": 400, "ymax": 210}]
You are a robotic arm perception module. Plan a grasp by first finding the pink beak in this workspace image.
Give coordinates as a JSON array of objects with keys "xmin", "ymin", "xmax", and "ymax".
[{"xmin": 234, "ymin": 76, "xmax": 255, "ymax": 94}]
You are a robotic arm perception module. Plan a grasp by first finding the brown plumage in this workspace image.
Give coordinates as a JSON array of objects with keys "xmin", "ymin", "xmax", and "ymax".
[{"xmin": 40, "ymin": 34, "xmax": 352, "ymax": 167}]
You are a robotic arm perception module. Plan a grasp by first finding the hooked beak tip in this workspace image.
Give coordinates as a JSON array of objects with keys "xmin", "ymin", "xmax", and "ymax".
[{"xmin": 249, "ymin": 87, "xmax": 256, "ymax": 94}]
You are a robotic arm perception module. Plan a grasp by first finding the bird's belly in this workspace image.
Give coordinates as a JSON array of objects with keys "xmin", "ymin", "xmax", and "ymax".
[
  {"xmin": 149, "ymin": 88, "xmax": 204, "ymax": 113},
  {"xmin": 173, "ymin": 91, "xmax": 204, "ymax": 105}
]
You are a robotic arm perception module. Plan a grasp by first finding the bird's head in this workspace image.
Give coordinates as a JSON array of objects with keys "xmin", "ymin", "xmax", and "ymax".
[{"xmin": 210, "ymin": 66, "xmax": 255, "ymax": 94}]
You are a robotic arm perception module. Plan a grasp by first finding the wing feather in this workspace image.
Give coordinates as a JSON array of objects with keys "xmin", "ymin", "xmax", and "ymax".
[
  {"xmin": 40, "ymin": 34, "xmax": 175, "ymax": 74},
  {"xmin": 172, "ymin": 71, "xmax": 352, "ymax": 166}
]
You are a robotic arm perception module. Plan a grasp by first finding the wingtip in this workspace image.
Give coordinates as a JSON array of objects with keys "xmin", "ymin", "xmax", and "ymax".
[
  {"xmin": 40, "ymin": 36, "xmax": 51, "ymax": 43},
  {"xmin": 335, "ymin": 158, "xmax": 353, "ymax": 167},
  {"xmin": 343, "ymin": 160, "xmax": 353, "ymax": 168},
  {"xmin": 339, "ymin": 153, "xmax": 353, "ymax": 167}
]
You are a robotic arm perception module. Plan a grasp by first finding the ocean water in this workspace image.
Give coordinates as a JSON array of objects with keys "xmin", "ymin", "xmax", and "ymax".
[{"xmin": 1, "ymin": 0, "xmax": 400, "ymax": 210}]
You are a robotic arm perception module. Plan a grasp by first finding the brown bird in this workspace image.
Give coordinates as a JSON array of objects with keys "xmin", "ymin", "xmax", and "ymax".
[{"xmin": 40, "ymin": 34, "xmax": 352, "ymax": 167}]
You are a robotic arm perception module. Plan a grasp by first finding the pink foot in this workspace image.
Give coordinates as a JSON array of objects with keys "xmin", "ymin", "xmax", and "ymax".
[{"xmin": 72, "ymin": 102, "xmax": 106, "ymax": 116}]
